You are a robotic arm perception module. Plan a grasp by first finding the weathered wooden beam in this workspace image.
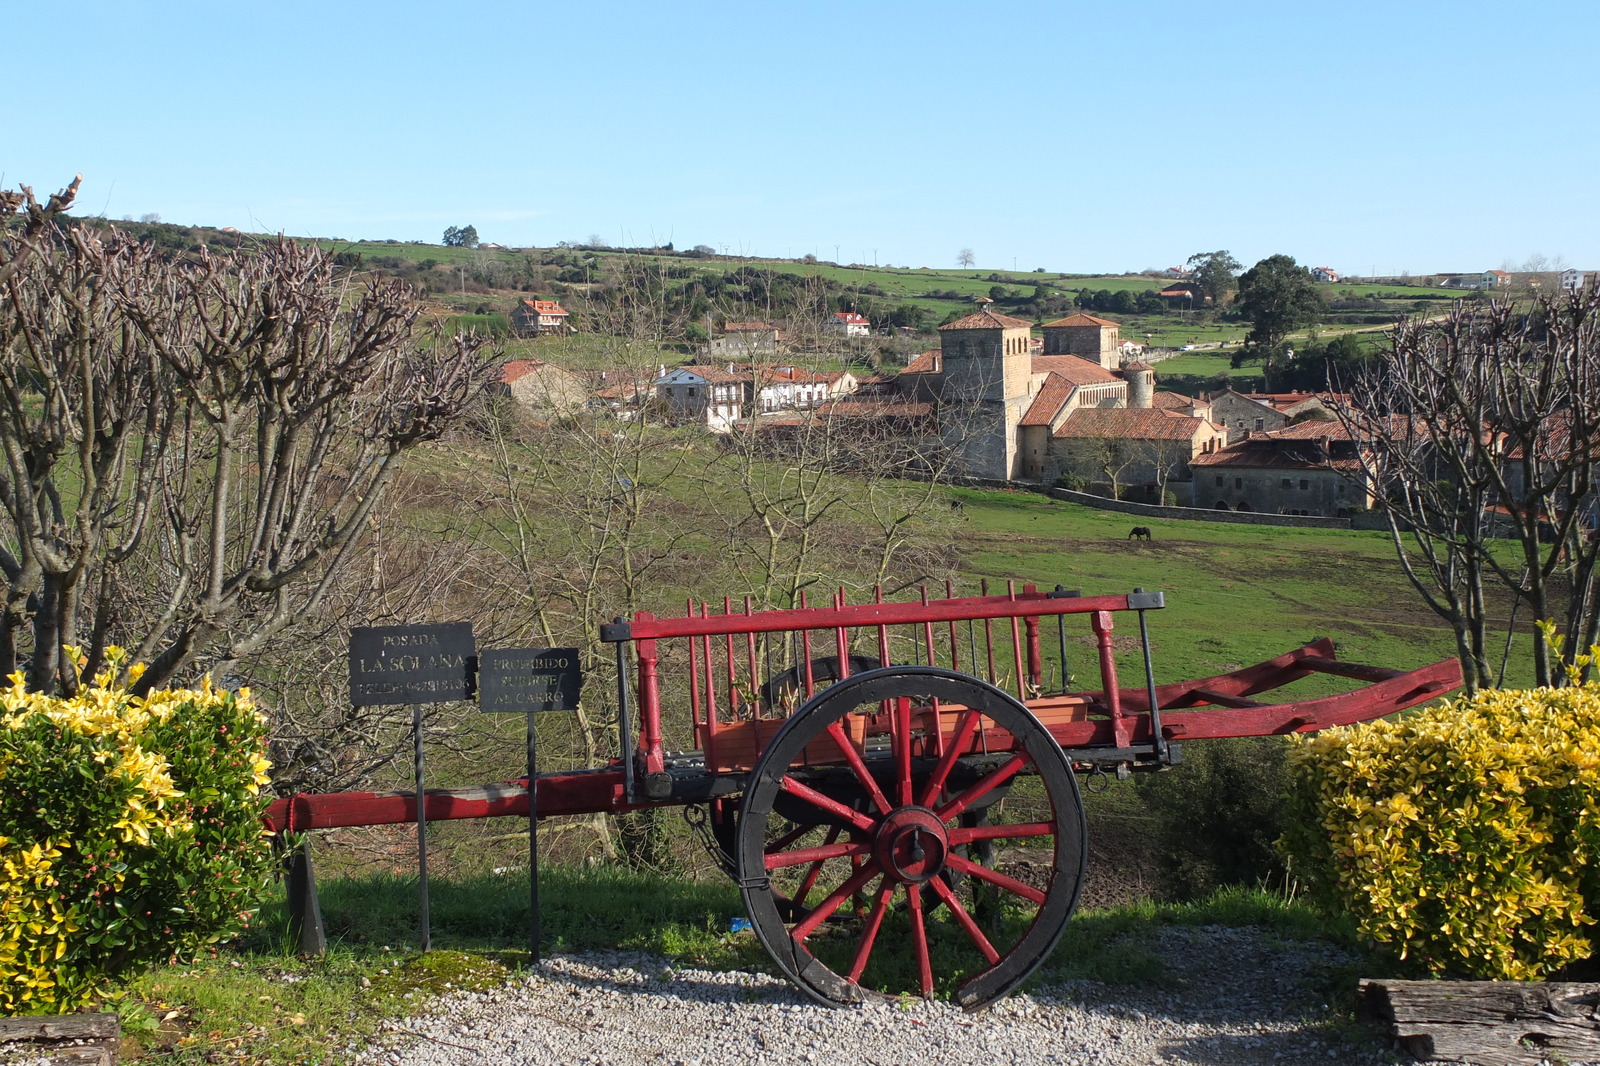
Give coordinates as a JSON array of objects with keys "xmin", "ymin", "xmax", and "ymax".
[
  {"xmin": 1360, "ymin": 979, "xmax": 1600, "ymax": 1066},
  {"xmin": 0, "ymin": 1012, "xmax": 119, "ymax": 1065},
  {"xmin": 0, "ymin": 1015, "xmax": 119, "ymax": 1041}
]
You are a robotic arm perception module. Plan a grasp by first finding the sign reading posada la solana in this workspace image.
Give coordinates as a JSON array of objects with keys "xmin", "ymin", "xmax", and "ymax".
[{"xmin": 348, "ymin": 622, "xmax": 476, "ymax": 706}]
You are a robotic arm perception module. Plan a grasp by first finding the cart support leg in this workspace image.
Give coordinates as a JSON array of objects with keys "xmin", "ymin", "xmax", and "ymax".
[{"xmin": 285, "ymin": 837, "xmax": 327, "ymax": 957}]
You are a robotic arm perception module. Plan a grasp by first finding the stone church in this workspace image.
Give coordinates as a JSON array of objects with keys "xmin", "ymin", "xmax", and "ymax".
[{"xmin": 905, "ymin": 309, "xmax": 1223, "ymax": 487}]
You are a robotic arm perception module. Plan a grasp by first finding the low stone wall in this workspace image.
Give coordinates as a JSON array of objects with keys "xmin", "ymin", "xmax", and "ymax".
[{"xmin": 1042, "ymin": 487, "xmax": 1353, "ymax": 530}]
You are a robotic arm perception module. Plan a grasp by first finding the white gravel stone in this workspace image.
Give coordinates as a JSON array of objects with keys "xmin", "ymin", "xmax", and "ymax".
[{"xmin": 341, "ymin": 928, "xmax": 1586, "ymax": 1066}]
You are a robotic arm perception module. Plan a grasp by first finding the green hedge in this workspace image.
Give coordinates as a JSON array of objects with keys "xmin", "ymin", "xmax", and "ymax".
[
  {"xmin": 0, "ymin": 650, "xmax": 276, "ymax": 1013},
  {"xmin": 1280, "ymin": 673, "xmax": 1600, "ymax": 979}
]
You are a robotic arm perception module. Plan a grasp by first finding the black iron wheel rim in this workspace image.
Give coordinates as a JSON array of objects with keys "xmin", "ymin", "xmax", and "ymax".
[{"xmin": 736, "ymin": 666, "xmax": 1085, "ymax": 1010}]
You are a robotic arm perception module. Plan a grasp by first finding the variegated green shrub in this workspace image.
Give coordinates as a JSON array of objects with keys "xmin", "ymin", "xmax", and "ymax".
[
  {"xmin": 0, "ymin": 649, "xmax": 275, "ymax": 1013},
  {"xmin": 1281, "ymin": 670, "xmax": 1600, "ymax": 979}
]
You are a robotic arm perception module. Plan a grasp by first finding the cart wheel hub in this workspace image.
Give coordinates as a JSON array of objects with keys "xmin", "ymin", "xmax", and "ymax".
[{"xmin": 873, "ymin": 807, "xmax": 948, "ymax": 885}]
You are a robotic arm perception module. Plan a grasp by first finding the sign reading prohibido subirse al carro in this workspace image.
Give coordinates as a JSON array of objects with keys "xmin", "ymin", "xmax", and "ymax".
[
  {"xmin": 348, "ymin": 622, "xmax": 476, "ymax": 706},
  {"xmin": 478, "ymin": 648, "xmax": 581, "ymax": 714}
]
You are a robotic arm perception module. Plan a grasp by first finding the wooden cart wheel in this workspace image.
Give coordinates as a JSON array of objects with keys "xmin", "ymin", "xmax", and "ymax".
[{"xmin": 736, "ymin": 666, "xmax": 1086, "ymax": 1010}]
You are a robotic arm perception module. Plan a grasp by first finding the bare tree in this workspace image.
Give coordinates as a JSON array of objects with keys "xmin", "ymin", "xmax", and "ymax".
[
  {"xmin": 1339, "ymin": 294, "xmax": 1600, "ymax": 690},
  {"xmin": 957, "ymin": 248, "xmax": 976, "ymax": 269},
  {"xmin": 0, "ymin": 205, "xmax": 497, "ymax": 695}
]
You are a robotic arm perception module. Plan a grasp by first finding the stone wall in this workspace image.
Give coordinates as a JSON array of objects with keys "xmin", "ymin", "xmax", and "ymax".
[{"xmin": 1042, "ymin": 487, "xmax": 1353, "ymax": 530}]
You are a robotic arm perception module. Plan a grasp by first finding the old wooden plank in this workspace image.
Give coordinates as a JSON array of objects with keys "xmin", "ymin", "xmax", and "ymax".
[
  {"xmin": 1361, "ymin": 979, "xmax": 1600, "ymax": 1065},
  {"xmin": 0, "ymin": 1013, "xmax": 119, "ymax": 1041}
]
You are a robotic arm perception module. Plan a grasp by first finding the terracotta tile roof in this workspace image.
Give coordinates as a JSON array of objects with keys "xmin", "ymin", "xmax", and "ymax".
[
  {"xmin": 1020, "ymin": 374, "xmax": 1075, "ymax": 427},
  {"xmin": 901, "ymin": 350, "xmax": 941, "ymax": 375},
  {"xmin": 832, "ymin": 312, "xmax": 870, "ymax": 325},
  {"xmin": 1041, "ymin": 313, "xmax": 1119, "ymax": 328},
  {"xmin": 938, "ymin": 309, "xmax": 1034, "ymax": 331},
  {"xmin": 520, "ymin": 299, "xmax": 568, "ymax": 315},
  {"xmin": 1122, "ymin": 360, "xmax": 1154, "ymax": 372},
  {"xmin": 498, "ymin": 359, "xmax": 550, "ymax": 384},
  {"xmin": 1030, "ymin": 355, "xmax": 1123, "ymax": 386},
  {"xmin": 1151, "ymin": 390, "xmax": 1202, "ymax": 411},
  {"xmin": 1053, "ymin": 408, "xmax": 1215, "ymax": 441},
  {"xmin": 1190, "ymin": 423, "xmax": 1362, "ymax": 470},
  {"xmin": 669, "ymin": 364, "xmax": 746, "ymax": 384},
  {"xmin": 723, "ymin": 321, "xmax": 777, "ymax": 332}
]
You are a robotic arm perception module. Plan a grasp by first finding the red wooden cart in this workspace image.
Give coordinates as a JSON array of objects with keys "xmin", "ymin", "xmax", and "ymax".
[{"xmin": 265, "ymin": 582, "xmax": 1461, "ymax": 1009}]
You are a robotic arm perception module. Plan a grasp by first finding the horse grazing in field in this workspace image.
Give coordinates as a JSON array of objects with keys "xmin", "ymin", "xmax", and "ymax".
[{"xmin": 1128, "ymin": 526, "xmax": 1153, "ymax": 541}]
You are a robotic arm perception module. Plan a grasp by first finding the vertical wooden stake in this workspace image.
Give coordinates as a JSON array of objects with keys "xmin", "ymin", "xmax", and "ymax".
[
  {"xmin": 527, "ymin": 704, "xmax": 539, "ymax": 964},
  {"xmin": 414, "ymin": 704, "xmax": 430, "ymax": 952}
]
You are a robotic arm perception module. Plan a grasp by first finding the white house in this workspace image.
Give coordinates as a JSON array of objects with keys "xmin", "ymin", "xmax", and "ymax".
[
  {"xmin": 1561, "ymin": 269, "xmax": 1595, "ymax": 293},
  {"xmin": 1310, "ymin": 267, "xmax": 1341, "ymax": 283},
  {"xmin": 1482, "ymin": 269, "xmax": 1511, "ymax": 289},
  {"xmin": 824, "ymin": 312, "xmax": 871, "ymax": 338}
]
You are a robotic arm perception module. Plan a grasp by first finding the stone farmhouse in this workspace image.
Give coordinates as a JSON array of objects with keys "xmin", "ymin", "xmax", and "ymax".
[
  {"xmin": 511, "ymin": 299, "xmax": 572, "ymax": 337},
  {"xmin": 494, "ymin": 359, "xmax": 588, "ymax": 413},
  {"xmin": 707, "ymin": 321, "xmax": 783, "ymax": 356},
  {"xmin": 1209, "ymin": 390, "xmax": 1340, "ymax": 437},
  {"xmin": 1189, "ymin": 421, "xmax": 1375, "ymax": 516}
]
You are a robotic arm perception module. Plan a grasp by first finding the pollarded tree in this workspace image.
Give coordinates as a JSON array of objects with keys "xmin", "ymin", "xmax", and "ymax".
[
  {"xmin": 0, "ymin": 180, "xmax": 498, "ymax": 695},
  {"xmin": 1338, "ymin": 294, "xmax": 1600, "ymax": 690}
]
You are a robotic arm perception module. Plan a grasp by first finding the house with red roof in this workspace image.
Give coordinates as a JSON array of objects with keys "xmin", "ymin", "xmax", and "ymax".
[
  {"xmin": 511, "ymin": 299, "xmax": 572, "ymax": 337},
  {"xmin": 1310, "ymin": 267, "xmax": 1341, "ymax": 283},
  {"xmin": 824, "ymin": 311, "xmax": 871, "ymax": 338},
  {"xmin": 494, "ymin": 359, "xmax": 587, "ymax": 412}
]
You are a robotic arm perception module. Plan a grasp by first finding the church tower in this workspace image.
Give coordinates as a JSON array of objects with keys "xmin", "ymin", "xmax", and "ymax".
[{"xmin": 937, "ymin": 305, "xmax": 1034, "ymax": 480}]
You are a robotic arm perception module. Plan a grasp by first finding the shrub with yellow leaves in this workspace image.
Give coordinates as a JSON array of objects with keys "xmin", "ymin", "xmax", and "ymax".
[
  {"xmin": 0, "ymin": 648, "xmax": 275, "ymax": 1013},
  {"xmin": 1280, "ymin": 663, "xmax": 1600, "ymax": 980}
]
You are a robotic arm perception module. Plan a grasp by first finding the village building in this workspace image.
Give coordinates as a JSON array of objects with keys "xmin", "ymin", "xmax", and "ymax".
[
  {"xmin": 1156, "ymin": 282, "xmax": 1205, "ymax": 309},
  {"xmin": 655, "ymin": 362, "xmax": 856, "ymax": 430},
  {"xmin": 1561, "ymin": 269, "xmax": 1597, "ymax": 293},
  {"xmin": 823, "ymin": 311, "xmax": 871, "ymax": 338},
  {"xmin": 656, "ymin": 365, "xmax": 750, "ymax": 430},
  {"xmin": 1208, "ymin": 389, "xmax": 1340, "ymax": 439},
  {"xmin": 1189, "ymin": 421, "xmax": 1375, "ymax": 516},
  {"xmin": 1310, "ymin": 267, "xmax": 1341, "ymax": 283},
  {"xmin": 494, "ymin": 359, "xmax": 587, "ymax": 412},
  {"xmin": 511, "ymin": 299, "xmax": 573, "ymax": 337},
  {"xmin": 708, "ymin": 321, "xmax": 783, "ymax": 355}
]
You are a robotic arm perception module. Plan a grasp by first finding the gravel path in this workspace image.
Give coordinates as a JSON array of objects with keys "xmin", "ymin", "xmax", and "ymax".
[{"xmin": 348, "ymin": 926, "xmax": 1418, "ymax": 1066}]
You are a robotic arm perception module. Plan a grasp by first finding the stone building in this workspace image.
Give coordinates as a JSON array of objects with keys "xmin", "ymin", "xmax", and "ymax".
[
  {"xmin": 1189, "ymin": 422, "xmax": 1375, "ymax": 515},
  {"xmin": 511, "ymin": 299, "xmax": 572, "ymax": 337},
  {"xmin": 934, "ymin": 309, "xmax": 1036, "ymax": 480},
  {"xmin": 494, "ymin": 359, "xmax": 587, "ymax": 413},
  {"xmin": 1046, "ymin": 407, "xmax": 1225, "ymax": 498},
  {"xmin": 1040, "ymin": 313, "xmax": 1121, "ymax": 368},
  {"xmin": 1208, "ymin": 389, "xmax": 1340, "ymax": 439}
]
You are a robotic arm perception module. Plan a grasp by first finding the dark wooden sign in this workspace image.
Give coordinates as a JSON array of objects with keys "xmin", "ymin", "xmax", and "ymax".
[
  {"xmin": 479, "ymin": 648, "xmax": 581, "ymax": 713},
  {"xmin": 348, "ymin": 622, "xmax": 476, "ymax": 707}
]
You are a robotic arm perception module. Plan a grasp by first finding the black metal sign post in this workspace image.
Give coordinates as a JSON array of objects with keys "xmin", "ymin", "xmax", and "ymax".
[
  {"xmin": 479, "ymin": 648, "xmax": 581, "ymax": 964},
  {"xmin": 349, "ymin": 622, "xmax": 476, "ymax": 953}
]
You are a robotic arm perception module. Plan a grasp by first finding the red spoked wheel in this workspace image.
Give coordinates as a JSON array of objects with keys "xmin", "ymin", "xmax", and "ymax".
[{"xmin": 736, "ymin": 667, "xmax": 1085, "ymax": 1010}]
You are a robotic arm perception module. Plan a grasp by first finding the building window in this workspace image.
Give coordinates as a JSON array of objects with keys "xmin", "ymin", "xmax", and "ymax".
[
  {"xmin": 1254, "ymin": 418, "xmax": 1265, "ymax": 431},
  {"xmin": 1234, "ymin": 477, "xmax": 1243, "ymax": 489},
  {"xmin": 1300, "ymin": 479, "xmax": 1310, "ymax": 491},
  {"xmin": 1281, "ymin": 478, "xmax": 1292, "ymax": 488},
  {"xmin": 1215, "ymin": 475, "xmax": 1224, "ymax": 486}
]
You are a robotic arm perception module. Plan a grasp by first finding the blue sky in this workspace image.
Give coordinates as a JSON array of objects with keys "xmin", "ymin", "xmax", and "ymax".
[{"xmin": 9, "ymin": 1, "xmax": 1596, "ymax": 275}]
